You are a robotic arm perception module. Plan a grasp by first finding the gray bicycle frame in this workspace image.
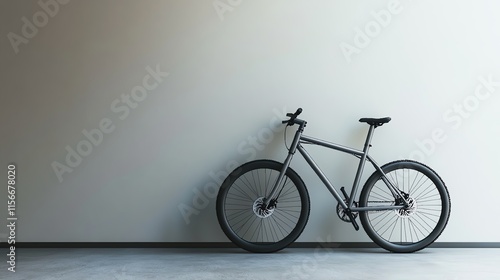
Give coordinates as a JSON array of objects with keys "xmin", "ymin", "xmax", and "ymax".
[{"xmin": 266, "ymin": 121, "xmax": 408, "ymax": 212}]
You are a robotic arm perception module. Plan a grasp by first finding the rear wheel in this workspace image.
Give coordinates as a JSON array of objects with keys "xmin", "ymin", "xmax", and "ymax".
[
  {"xmin": 216, "ymin": 160, "xmax": 310, "ymax": 253},
  {"xmin": 359, "ymin": 160, "xmax": 451, "ymax": 253}
]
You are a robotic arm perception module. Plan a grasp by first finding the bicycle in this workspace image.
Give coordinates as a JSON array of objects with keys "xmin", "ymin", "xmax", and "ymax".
[{"xmin": 216, "ymin": 108, "xmax": 451, "ymax": 253}]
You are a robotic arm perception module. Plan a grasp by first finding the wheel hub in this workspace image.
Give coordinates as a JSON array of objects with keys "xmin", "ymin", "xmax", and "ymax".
[
  {"xmin": 253, "ymin": 197, "xmax": 275, "ymax": 218},
  {"xmin": 395, "ymin": 197, "xmax": 417, "ymax": 218}
]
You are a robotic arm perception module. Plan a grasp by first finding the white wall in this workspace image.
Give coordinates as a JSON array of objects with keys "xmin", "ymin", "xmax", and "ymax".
[{"xmin": 1, "ymin": 0, "xmax": 499, "ymax": 243}]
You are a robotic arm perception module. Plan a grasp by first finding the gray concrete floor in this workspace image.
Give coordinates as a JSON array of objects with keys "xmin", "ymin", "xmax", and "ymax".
[{"xmin": 1, "ymin": 248, "xmax": 499, "ymax": 279}]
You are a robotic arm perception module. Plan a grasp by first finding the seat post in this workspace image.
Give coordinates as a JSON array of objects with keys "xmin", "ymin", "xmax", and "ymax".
[{"xmin": 362, "ymin": 125, "xmax": 376, "ymax": 154}]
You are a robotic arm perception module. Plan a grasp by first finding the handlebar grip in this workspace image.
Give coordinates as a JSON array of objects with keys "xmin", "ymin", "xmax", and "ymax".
[
  {"xmin": 283, "ymin": 108, "xmax": 304, "ymax": 125},
  {"xmin": 286, "ymin": 108, "xmax": 303, "ymax": 118}
]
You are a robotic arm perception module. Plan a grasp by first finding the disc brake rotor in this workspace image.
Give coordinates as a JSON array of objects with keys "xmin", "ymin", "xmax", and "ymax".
[
  {"xmin": 253, "ymin": 197, "xmax": 275, "ymax": 218},
  {"xmin": 395, "ymin": 197, "xmax": 417, "ymax": 218}
]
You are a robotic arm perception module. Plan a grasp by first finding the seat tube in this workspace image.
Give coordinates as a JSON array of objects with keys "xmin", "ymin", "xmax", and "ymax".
[
  {"xmin": 266, "ymin": 124, "xmax": 304, "ymax": 201},
  {"xmin": 349, "ymin": 125, "xmax": 375, "ymax": 206}
]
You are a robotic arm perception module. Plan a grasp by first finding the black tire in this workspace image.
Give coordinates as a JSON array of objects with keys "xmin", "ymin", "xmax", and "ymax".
[
  {"xmin": 359, "ymin": 160, "xmax": 451, "ymax": 253},
  {"xmin": 216, "ymin": 160, "xmax": 310, "ymax": 253}
]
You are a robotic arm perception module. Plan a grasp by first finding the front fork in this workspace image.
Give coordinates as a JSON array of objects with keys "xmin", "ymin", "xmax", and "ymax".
[{"xmin": 264, "ymin": 123, "xmax": 305, "ymax": 204}]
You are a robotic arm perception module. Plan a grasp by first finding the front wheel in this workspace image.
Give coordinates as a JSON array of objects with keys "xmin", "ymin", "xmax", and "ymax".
[
  {"xmin": 359, "ymin": 160, "xmax": 451, "ymax": 253},
  {"xmin": 216, "ymin": 160, "xmax": 310, "ymax": 253}
]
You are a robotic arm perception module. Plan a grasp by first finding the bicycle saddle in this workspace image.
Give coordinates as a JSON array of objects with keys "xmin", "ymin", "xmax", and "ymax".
[{"xmin": 359, "ymin": 117, "xmax": 391, "ymax": 127}]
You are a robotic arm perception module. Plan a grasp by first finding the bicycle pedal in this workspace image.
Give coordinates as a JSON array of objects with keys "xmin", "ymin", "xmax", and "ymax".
[{"xmin": 345, "ymin": 210, "xmax": 360, "ymax": 231}]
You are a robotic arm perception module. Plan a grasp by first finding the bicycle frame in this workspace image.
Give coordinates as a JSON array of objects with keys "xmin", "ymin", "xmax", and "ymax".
[{"xmin": 267, "ymin": 121, "xmax": 408, "ymax": 213}]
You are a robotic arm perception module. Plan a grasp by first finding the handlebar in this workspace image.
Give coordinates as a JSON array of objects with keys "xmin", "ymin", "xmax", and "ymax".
[{"xmin": 282, "ymin": 108, "xmax": 305, "ymax": 126}]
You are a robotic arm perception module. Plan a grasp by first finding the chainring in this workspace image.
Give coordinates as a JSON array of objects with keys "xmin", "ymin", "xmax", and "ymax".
[{"xmin": 336, "ymin": 200, "xmax": 358, "ymax": 222}]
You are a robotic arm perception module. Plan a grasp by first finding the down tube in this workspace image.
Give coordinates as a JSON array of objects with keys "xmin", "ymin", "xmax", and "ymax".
[{"xmin": 296, "ymin": 145, "xmax": 347, "ymax": 209}]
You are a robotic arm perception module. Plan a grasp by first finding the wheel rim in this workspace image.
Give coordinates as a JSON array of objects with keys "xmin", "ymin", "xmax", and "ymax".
[
  {"xmin": 365, "ymin": 167, "xmax": 445, "ymax": 245},
  {"xmin": 223, "ymin": 168, "xmax": 303, "ymax": 244}
]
